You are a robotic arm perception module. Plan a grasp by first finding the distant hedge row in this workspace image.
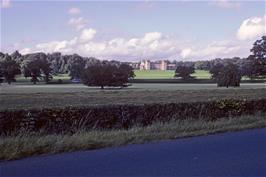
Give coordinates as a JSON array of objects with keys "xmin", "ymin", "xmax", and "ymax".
[
  {"xmin": 130, "ymin": 79, "xmax": 266, "ymax": 84},
  {"xmin": 0, "ymin": 99, "xmax": 265, "ymax": 135}
]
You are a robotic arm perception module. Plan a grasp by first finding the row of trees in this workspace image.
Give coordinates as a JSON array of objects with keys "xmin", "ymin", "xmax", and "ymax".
[
  {"xmin": 0, "ymin": 36, "xmax": 265, "ymax": 88},
  {"xmin": 0, "ymin": 52, "xmax": 135, "ymax": 88},
  {"xmin": 174, "ymin": 36, "xmax": 265, "ymax": 87},
  {"xmin": 0, "ymin": 52, "xmax": 100, "ymax": 84}
]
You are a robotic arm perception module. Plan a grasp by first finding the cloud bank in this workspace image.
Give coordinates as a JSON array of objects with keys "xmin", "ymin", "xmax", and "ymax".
[{"xmin": 16, "ymin": 15, "xmax": 265, "ymax": 61}]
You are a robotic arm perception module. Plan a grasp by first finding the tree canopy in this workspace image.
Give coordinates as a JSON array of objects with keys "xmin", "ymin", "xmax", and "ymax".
[
  {"xmin": 174, "ymin": 65, "xmax": 195, "ymax": 80},
  {"xmin": 82, "ymin": 63, "xmax": 134, "ymax": 89},
  {"xmin": 0, "ymin": 54, "xmax": 21, "ymax": 84},
  {"xmin": 210, "ymin": 62, "xmax": 241, "ymax": 87},
  {"xmin": 23, "ymin": 53, "xmax": 53, "ymax": 84},
  {"xmin": 245, "ymin": 36, "xmax": 266, "ymax": 78}
]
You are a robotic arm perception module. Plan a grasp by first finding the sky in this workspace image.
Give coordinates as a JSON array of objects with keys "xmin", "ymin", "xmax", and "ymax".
[{"xmin": 0, "ymin": 0, "xmax": 265, "ymax": 61}]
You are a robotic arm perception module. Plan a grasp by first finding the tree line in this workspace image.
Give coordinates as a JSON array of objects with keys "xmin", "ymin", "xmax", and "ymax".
[
  {"xmin": 0, "ymin": 52, "xmax": 135, "ymax": 88},
  {"xmin": 0, "ymin": 36, "xmax": 265, "ymax": 88},
  {"xmin": 174, "ymin": 36, "xmax": 266, "ymax": 87}
]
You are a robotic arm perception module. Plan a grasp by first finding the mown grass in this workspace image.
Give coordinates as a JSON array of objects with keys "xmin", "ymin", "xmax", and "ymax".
[
  {"xmin": 15, "ymin": 74, "xmax": 71, "ymax": 83},
  {"xmin": 134, "ymin": 70, "xmax": 175, "ymax": 79},
  {"xmin": 1, "ymin": 114, "xmax": 265, "ymax": 161},
  {"xmin": 134, "ymin": 70, "xmax": 211, "ymax": 79},
  {"xmin": 191, "ymin": 70, "xmax": 211, "ymax": 79},
  {"xmin": 1, "ymin": 88, "xmax": 266, "ymax": 110}
]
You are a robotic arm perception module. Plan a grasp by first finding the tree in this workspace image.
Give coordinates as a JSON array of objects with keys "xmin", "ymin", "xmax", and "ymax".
[
  {"xmin": 82, "ymin": 63, "xmax": 134, "ymax": 89},
  {"xmin": 23, "ymin": 60, "xmax": 42, "ymax": 84},
  {"xmin": 245, "ymin": 36, "xmax": 266, "ymax": 78},
  {"xmin": 11, "ymin": 50, "xmax": 22, "ymax": 63},
  {"xmin": 209, "ymin": 63, "xmax": 224, "ymax": 81},
  {"xmin": 23, "ymin": 53, "xmax": 53, "ymax": 84},
  {"xmin": 68, "ymin": 54, "xmax": 86, "ymax": 80},
  {"xmin": 174, "ymin": 65, "xmax": 195, "ymax": 80},
  {"xmin": 0, "ymin": 66, "xmax": 4, "ymax": 84},
  {"xmin": 0, "ymin": 54, "xmax": 21, "ymax": 84},
  {"xmin": 211, "ymin": 63, "xmax": 241, "ymax": 87}
]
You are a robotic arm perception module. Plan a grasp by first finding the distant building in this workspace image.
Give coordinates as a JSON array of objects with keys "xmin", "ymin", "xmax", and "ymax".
[{"xmin": 138, "ymin": 59, "xmax": 176, "ymax": 70}]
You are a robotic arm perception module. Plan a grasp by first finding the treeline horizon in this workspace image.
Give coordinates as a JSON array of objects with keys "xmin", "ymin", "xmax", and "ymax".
[
  {"xmin": 0, "ymin": 36, "xmax": 265, "ymax": 86},
  {"xmin": 0, "ymin": 50, "xmax": 255, "ymax": 72}
]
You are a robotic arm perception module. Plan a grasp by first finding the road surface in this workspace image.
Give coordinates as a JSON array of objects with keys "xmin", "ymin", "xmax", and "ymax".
[{"xmin": 1, "ymin": 128, "xmax": 266, "ymax": 177}]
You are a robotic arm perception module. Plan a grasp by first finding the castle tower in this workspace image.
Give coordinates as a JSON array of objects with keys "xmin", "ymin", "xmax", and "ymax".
[
  {"xmin": 145, "ymin": 60, "xmax": 151, "ymax": 70},
  {"xmin": 160, "ymin": 60, "xmax": 167, "ymax": 70}
]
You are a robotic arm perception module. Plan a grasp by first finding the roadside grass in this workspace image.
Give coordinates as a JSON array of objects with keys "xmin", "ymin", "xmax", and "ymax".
[{"xmin": 1, "ymin": 114, "xmax": 265, "ymax": 161}]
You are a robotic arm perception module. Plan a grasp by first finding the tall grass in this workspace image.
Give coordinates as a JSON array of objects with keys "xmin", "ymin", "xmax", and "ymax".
[{"xmin": 1, "ymin": 114, "xmax": 265, "ymax": 161}]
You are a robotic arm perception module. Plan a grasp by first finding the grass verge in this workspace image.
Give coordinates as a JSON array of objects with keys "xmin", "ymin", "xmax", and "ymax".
[{"xmin": 1, "ymin": 114, "xmax": 265, "ymax": 161}]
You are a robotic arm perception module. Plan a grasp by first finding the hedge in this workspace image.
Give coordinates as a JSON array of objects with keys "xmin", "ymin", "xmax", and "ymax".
[{"xmin": 0, "ymin": 99, "xmax": 265, "ymax": 135}]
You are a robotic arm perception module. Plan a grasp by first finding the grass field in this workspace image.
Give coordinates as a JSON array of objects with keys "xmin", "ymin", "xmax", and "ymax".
[
  {"xmin": 15, "ymin": 70, "xmax": 211, "ymax": 82},
  {"xmin": 134, "ymin": 70, "xmax": 211, "ymax": 79},
  {"xmin": 1, "ymin": 114, "xmax": 265, "ymax": 161},
  {"xmin": 1, "ymin": 86, "xmax": 265, "ymax": 110},
  {"xmin": 15, "ymin": 74, "xmax": 71, "ymax": 83},
  {"xmin": 134, "ymin": 70, "xmax": 175, "ymax": 79}
]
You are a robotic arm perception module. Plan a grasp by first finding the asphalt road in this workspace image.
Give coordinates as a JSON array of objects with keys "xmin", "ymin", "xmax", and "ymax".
[{"xmin": 1, "ymin": 128, "xmax": 266, "ymax": 177}]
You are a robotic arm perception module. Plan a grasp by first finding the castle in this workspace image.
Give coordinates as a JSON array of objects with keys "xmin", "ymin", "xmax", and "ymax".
[{"xmin": 131, "ymin": 60, "xmax": 177, "ymax": 70}]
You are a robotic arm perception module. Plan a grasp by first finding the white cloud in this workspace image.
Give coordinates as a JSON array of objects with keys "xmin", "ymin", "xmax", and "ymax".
[
  {"xmin": 179, "ymin": 40, "xmax": 252, "ymax": 60},
  {"xmin": 35, "ymin": 37, "xmax": 77, "ymax": 53},
  {"xmin": 19, "ymin": 48, "xmax": 32, "ymax": 55},
  {"xmin": 79, "ymin": 28, "xmax": 97, "ymax": 42},
  {"xmin": 237, "ymin": 16, "xmax": 266, "ymax": 41},
  {"xmin": 1, "ymin": 0, "xmax": 11, "ymax": 8},
  {"xmin": 181, "ymin": 48, "xmax": 192, "ymax": 58},
  {"xmin": 68, "ymin": 7, "xmax": 81, "ymax": 15},
  {"xmin": 68, "ymin": 17, "xmax": 87, "ymax": 31},
  {"xmin": 83, "ymin": 42, "xmax": 106, "ymax": 55},
  {"xmin": 10, "ymin": 28, "xmax": 255, "ymax": 61},
  {"xmin": 142, "ymin": 32, "xmax": 162, "ymax": 44}
]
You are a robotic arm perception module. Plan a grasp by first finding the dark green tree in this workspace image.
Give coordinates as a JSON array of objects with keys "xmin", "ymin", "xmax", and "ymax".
[
  {"xmin": 0, "ymin": 54, "xmax": 21, "ymax": 84},
  {"xmin": 23, "ymin": 60, "xmax": 42, "ymax": 84},
  {"xmin": 209, "ymin": 63, "xmax": 224, "ymax": 81},
  {"xmin": 68, "ymin": 54, "xmax": 86, "ymax": 80},
  {"xmin": 82, "ymin": 63, "xmax": 134, "ymax": 89},
  {"xmin": 215, "ymin": 63, "xmax": 241, "ymax": 87},
  {"xmin": 174, "ymin": 66, "xmax": 195, "ymax": 80},
  {"xmin": 23, "ymin": 53, "xmax": 53, "ymax": 84},
  {"xmin": 245, "ymin": 36, "xmax": 266, "ymax": 78}
]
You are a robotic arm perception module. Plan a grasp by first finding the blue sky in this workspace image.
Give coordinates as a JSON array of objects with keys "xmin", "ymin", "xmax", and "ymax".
[{"xmin": 1, "ymin": 0, "xmax": 265, "ymax": 61}]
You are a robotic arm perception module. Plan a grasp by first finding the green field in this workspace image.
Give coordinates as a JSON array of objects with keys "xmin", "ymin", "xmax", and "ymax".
[
  {"xmin": 16, "ymin": 74, "xmax": 71, "ymax": 82},
  {"xmin": 15, "ymin": 70, "xmax": 257, "ymax": 83},
  {"xmin": 134, "ymin": 70, "xmax": 211, "ymax": 79},
  {"xmin": 1, "ymin": 86, "xmax": 265, "ymax": 110}
]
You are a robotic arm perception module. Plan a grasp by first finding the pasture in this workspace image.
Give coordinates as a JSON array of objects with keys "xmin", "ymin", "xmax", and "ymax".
[
  {"xmin": 134, "ymin": 70, "xmax": 211, "ymax": 79},
  {"xmin": 14, "ymin": 70, "xmax": 211, "ymax": 82},
  {"xmin": 1, "ymin": 83, "xmax": 265, "ymax": 110}
]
